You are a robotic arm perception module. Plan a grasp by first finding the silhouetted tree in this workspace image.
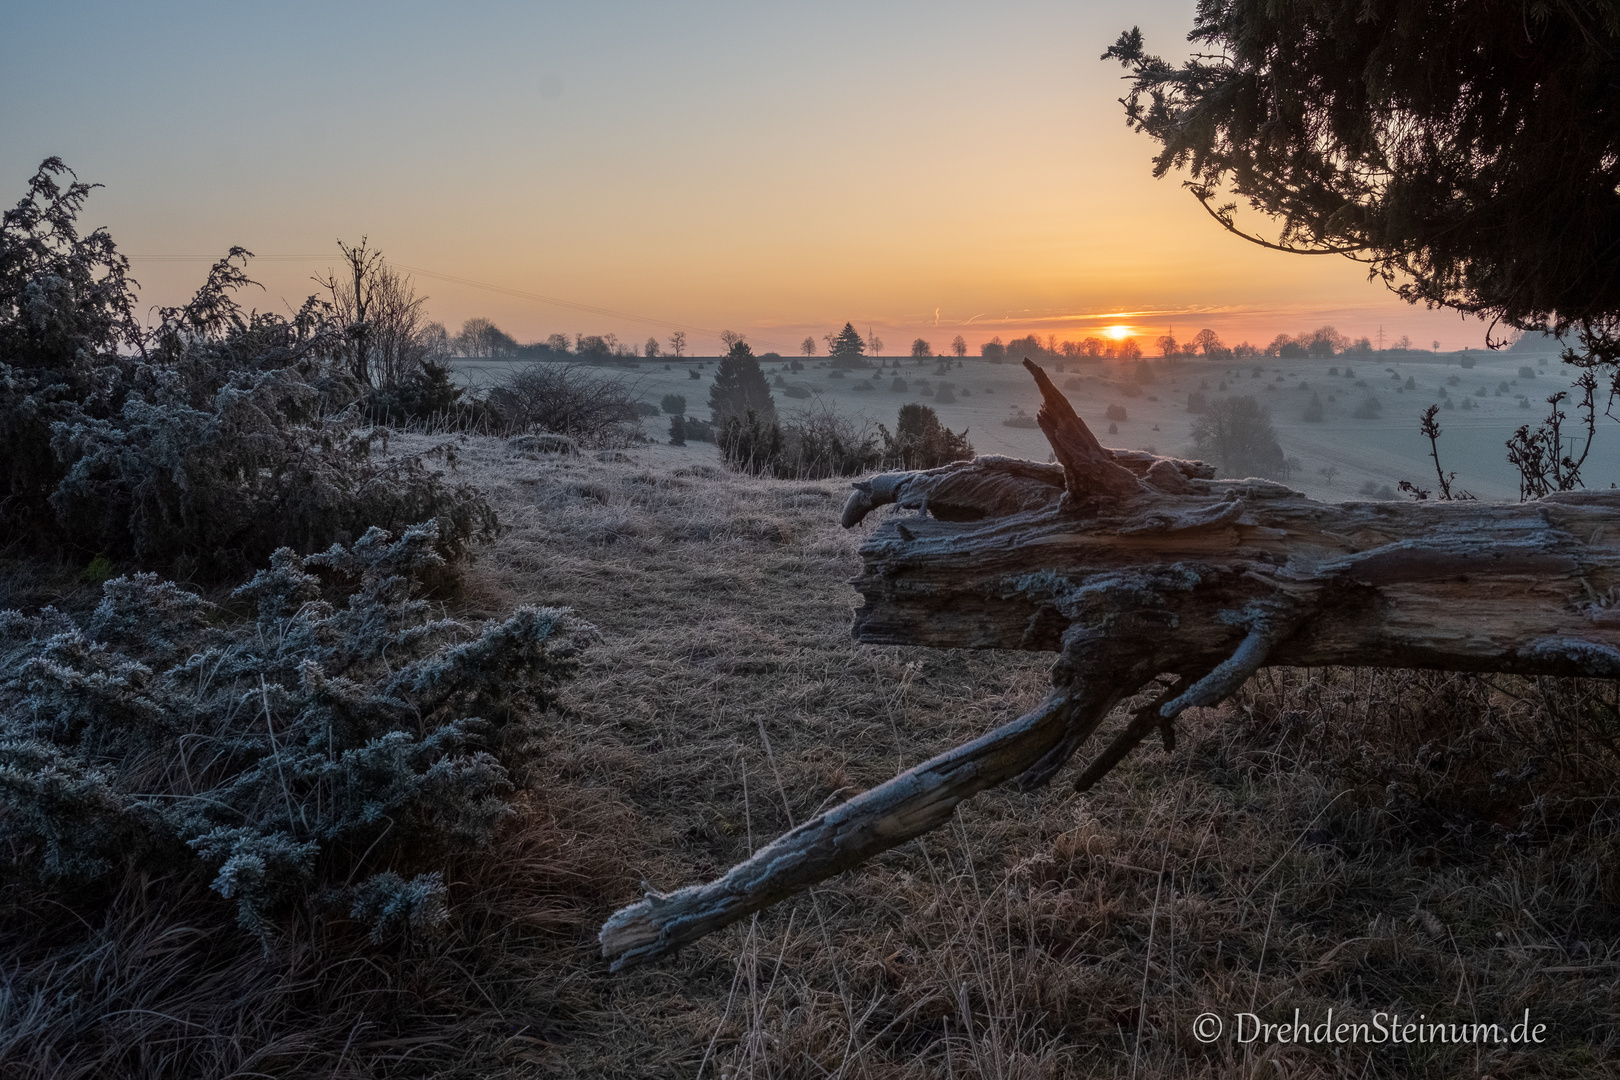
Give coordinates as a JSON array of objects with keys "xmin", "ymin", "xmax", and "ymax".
[
  {"xmin": 1006, "ymin": 335, "xmax": 1044, "ymax": 361},
  {"xmin": 801, "ymin": 336, "xmax": 816, "ymax": 356},
  {"xmin": 1190, "ymin": 328, "xmax": 1223, "ymax": 357},
  {"xmin": 980, "ymin": 336, "xmax": 1006, "ymax": 363},
  {"xmin": 951, "ymin": 334, "xmax": 967, "ymax": 358},
  {"xmin": 1104, "ymin": 6, "xmax": 1620, "ymax": 373},
  {"xmin": 667, "ymin": 330, "xmax": 687, "ymax": 358},
  {"xmin": 320, "ymin": 249, "xmax": 435, "ymax": 388},
  {"xmin": 645, "ymin": 337, "xmax": 661, "ymax": 357},
  {"xmin": 826, "ymin": 322, "xmax": 867, "ymax": 369},
  {"xmin": 455, "ymin": 318, "xmax": 518, "ymax": 358},
  {"xmin": 1192, "ymin": 395, "xmax": 1286, "ymax": 478},
  {"xmin": 910, "ymin": 337, "xmax": 932, "ymax": 359},
  {"xmin": 709, "ymin": 340, "xmax": 776, "ymax": 424}
]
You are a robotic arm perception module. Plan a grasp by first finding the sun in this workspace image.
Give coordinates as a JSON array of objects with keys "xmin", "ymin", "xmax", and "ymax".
[{"xmin": 1105, "ymin": 325, "xmax": 1131, "ymax": 340}]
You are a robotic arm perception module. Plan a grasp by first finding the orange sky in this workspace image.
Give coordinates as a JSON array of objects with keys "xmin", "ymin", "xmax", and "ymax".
[{"xmin": 3, "ymin": 1, "xmax": 1497, "ymax": 356}]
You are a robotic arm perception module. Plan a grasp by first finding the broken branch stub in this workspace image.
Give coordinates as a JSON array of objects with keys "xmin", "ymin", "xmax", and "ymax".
[{"xmin": 600, "ymin": 361, "xmax": 1620, "ymax": 970}]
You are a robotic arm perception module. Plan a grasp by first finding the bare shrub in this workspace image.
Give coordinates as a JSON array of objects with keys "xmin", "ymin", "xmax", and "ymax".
[{"xmin": 485, "ymin": 363, "xmax": 645, "ymax": 447}]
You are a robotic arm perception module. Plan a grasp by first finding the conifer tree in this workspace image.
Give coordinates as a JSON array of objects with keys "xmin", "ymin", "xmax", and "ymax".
[
  {"xmin": 708, "ymin": 340, "xmax": 776, "ymax": 424},
  {"xmin": 827, "ymin": 322, "xmax": 867, "ymax": 369},
  {"xmin": 1103, "ymin": 4, "xmax": 1620, "ymax": 368}
]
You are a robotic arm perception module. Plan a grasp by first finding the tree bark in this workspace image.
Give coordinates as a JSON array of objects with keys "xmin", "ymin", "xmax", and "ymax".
[{"xmin": 600, "ymin": 359, "xmax": 1620, "ymax": 970}]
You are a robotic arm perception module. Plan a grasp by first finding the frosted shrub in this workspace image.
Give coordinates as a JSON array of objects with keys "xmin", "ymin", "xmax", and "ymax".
[
  {"xmin": 0, "ymin": 524, "xmax": 595, "ymax": 938},
  {"xmin": 1, "ymin": 160, "xmax": 496, "ymax": 574}
]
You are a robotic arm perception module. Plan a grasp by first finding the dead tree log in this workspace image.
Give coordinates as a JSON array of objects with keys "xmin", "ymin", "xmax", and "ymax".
[{"xmin": 600, "ymin": 359, "xmax": 1620, "ymax": 970}]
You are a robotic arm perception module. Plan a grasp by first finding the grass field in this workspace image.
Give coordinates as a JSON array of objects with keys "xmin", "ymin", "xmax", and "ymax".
[
  {"xmin": 454, "ymin": 342, "xmax": 1615, "ymax": 502},
  {"xmin": 391, "ymin": 437, "xmax": 1620, "ymax": 1074},
  {"xmin": 6, "ymin": 429, "xmax": 1619, "ymax": 1078},
  {"xmin": 460, "ymin": 435, "xmax": 1620, "ymax": 1077}
]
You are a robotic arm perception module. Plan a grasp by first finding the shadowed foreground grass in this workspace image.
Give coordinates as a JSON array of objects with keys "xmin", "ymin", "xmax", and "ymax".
[{"xmin": 3, "ymin": 436, "xmax": 1618, "ymax": 1078}]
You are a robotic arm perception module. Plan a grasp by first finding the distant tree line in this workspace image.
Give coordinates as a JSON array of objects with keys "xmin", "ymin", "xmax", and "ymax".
[{"xmin": 1150, "ymin": 325, "xmax": 1437, "ymax": 361}]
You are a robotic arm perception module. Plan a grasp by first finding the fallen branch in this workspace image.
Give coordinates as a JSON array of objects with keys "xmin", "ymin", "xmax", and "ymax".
[{"xmin": 601, "ymin": 359, "xmax": 1620, "ymax": 969}]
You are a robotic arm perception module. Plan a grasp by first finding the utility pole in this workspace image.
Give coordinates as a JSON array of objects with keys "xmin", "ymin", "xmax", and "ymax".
[{"xmin": 1377, "ymin": 325, "xmax": 1385, "ymax": 352}]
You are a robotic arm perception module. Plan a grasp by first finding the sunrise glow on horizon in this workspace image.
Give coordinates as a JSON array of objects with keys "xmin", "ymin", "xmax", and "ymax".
[{"xmin": 1, "ymin": 1, "xmax": 1500, "ymax": 357}]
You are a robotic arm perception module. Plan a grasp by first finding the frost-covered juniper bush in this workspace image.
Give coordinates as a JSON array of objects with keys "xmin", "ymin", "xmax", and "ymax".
[{"xmin": 1, "ymin": 523, "xmax": 594, "ymax": 939}]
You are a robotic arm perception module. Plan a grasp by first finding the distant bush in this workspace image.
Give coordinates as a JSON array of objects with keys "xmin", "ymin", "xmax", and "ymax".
[
  {"xmin": 1191, "ymin": 395, "xmax": 1286, "ymax": 479},
  {"xmin": 669, "ymin": 415, "xmax": 686, "ymax": 445},
  {"xmin": 718, "ymin": 409, "xmax": 784, "ymax": 472},
  {"xmin": 486, "ymin": 364, "xmax": 644, "ymax": 447},
  {"xmin": 784, "ymin": 384, "xmax": 814, "ymax": 400},
  {"xmin": 1459, "ymin": 354, "xmax": 1477, "ymax": 368},
  {"xmin": 719, "ymin": 404, "xmax": 885, "ymax": 478},
  {"xmin": 934, "ymin": 386, "xmax": 957, "ymax": 404},
  {"xmin": 881, "ymin": 403, "xmax": 973, "ymax": 470},
  {"xmin": 1351, "ymin": 395, "xmax": 1383, "ymax": 419},
  {"xmin": 660, "ymin": 393, "xmax": 687, "ymax": 415},
  {"xmin": 1003, "ymin": 410, "xmax": 1040, "ymax": 428},
  {"xmin": 1518, "ymin": 365, "xmax": 1537, "ymax": 379},
  {"xmin": 1303, "ymin": 392, "xmax": 1324, "ymax": 421},
  {"xmin": 362, "ymin": 359, "xmax": 487, "ymax": 428},
  {"xmin": 1186, "ymin": 390, "xmax": 1208, "ymax": 413},
  {"xmin": 890, "ymin": 377, "xmax": 909, "ymax": 392},
  {"xmin": 1105, "ymin": 404, "xmax": 1128, "ymax": 422},
  {"xmin": 682, "ymin": 415, "xmax": 716, "ymax": 442},
  {"xmin": 1359, "ymin": 480, "xmax": 1398, "ymax": 500},
  {"xmin": 0, "ymin": 524, "xmax": 594, "ymax": 938}
]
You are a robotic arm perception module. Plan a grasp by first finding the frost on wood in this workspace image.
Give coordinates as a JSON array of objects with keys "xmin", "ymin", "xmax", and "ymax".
[{"xmin": 600, "ymin": 359, "xmax": 1620, "ymax": 970}]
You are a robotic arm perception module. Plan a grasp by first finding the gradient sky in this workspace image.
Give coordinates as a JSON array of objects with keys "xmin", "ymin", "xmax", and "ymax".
[{"xmin": 2, "ymin": 0, "xmax": 1496, "ymax": 355}]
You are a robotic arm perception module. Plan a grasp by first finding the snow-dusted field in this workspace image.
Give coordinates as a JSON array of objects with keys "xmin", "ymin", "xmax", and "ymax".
[{"xmin": 455, "ymin": 342, "xmax": 1612, "ymax": 503}]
